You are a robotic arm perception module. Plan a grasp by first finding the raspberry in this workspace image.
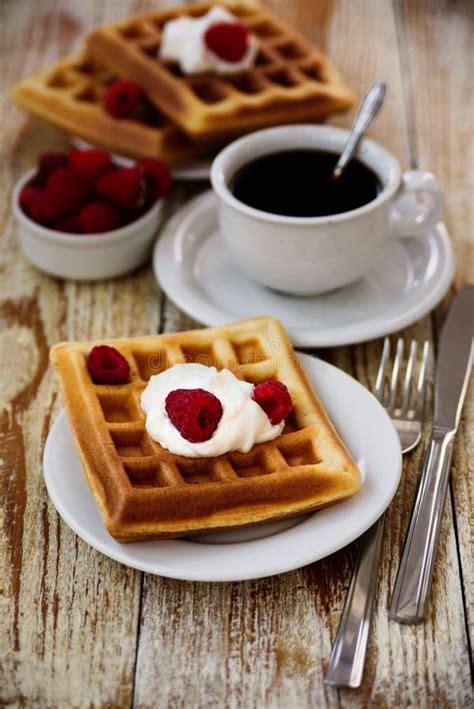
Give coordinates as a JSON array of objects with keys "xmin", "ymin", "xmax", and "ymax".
[
  {"xmin": 53, "ymin": 210, "xmax": 83, "ymax": 233},
  {"xmin": 42, "ymin": 168, "xmax": 88, "ymax": 220},
  {"xmin": 79, "ymin": 200, "xmax": 122, "ymax": 234},
  {"xmin": 87, "ymin": 345, "xmax": 130, "ymax": 384},
  {"xmin": 204, "ymin": 22, "xmax": 250, "ymax": 63},
  {"xmin": 19, "ymin": 186, "xmax": 49, "ymax": 224},
  {"xmin": 137, "ymin": 157, "xmax": 172, "ymax": 203},
  {"xmin": 165, "ymin": 388, "xmax": 223, "ymax": 443},
  {"xmin": 252, "ymin": 380, "xmax": 292, "ymax": 425},
  {"xmin": 103, "ymin": 80, "xmax": 143, "ymax": 118},
  {"xmin": 96, "ymin": 167, "xmax": 144, "ymax": 210},
  {"xmin": 29, "ymin": 152, "xmax": 69, "ymax": 188},
  {"xmin": 69, "ymin": 148, "xmax": 114, "ymax": 184}
]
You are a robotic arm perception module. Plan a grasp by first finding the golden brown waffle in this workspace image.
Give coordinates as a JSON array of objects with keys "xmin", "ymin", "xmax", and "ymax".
[
  {"xmin": 11, "ymin": 52, "xmax": 212, "ymax": 165},
  {"xmin": 86, "ymin": 0, "xmax": 355, "ymax": 140},
  {"xmin": 50, "ymin": 317, "xmax": 361, "ymax": 542}
]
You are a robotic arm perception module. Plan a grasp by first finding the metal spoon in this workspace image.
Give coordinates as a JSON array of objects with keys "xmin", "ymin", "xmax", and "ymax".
[{"xmin": 332, "ymin": 81, "xmax": 387, "ymax": 180}]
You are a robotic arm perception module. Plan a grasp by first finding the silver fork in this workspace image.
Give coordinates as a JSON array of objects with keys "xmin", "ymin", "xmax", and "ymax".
[{"xmin": 324, "ymin": 336, "xmax": 430, "ymax": 689}]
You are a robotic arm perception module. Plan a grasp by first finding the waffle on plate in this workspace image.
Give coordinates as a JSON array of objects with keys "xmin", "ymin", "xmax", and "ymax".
[
  {"xmin": 50, "ymin": 317, "xmax": 361, "ymax": 542},
  {"xmin": 11, "ymin": 51, "xmax": 212, "ymax": 165},
  {"xmin": 86, "ymin": 0, "xmax": 355, "ymax": 140}
]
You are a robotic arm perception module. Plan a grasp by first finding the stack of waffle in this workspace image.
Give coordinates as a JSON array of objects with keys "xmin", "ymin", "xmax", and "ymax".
[
  {"xmin": 12, "ymin": 0, "xmax": 354, "ymax": 166},
  {"xmin": 50, "ymin": 317, "xmax": 361, "ymax": 541}
]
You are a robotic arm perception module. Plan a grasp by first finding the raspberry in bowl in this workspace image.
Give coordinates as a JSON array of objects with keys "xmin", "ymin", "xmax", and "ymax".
[{"xmin": 12, "ymin": 148, "xmax": 171, "ymax": 280}]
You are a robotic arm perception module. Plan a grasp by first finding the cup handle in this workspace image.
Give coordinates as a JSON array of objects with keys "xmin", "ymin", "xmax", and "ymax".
[{"xmin": 390, "ymin": 169, "xmax": 444, "ymax": 238}]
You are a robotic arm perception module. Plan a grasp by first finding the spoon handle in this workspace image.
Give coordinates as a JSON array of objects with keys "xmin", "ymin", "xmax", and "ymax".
[{"xmin": 333, "ymin": 81, "xmax": 386, "ymax": 179}]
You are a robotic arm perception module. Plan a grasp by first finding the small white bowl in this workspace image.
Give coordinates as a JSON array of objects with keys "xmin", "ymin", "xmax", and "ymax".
[{"xmin": 12, "ymin": 167, "xmax": 164, "ymax": 280}]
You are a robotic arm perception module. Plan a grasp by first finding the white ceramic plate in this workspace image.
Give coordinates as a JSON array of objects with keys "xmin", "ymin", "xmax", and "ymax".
[
  {"xmin": 154, "ymin": 191, "xmax": 455, "ymax": 347},
  {"xmin": 43, "ymin": 354, "xmax": 401, "ymax": 581},
  {"xmin": 70, "ymin": 137, "xmax": 212, "ymax": 181}
]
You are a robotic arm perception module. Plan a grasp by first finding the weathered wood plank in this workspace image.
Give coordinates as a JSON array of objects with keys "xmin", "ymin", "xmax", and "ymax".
[
  {"xmin": 323, "ymin": 2, "xmax": 472, "ymax": 704},
  {"xmin": 337, "ymin": 1, "xmax": 473, "ymax": 704},
  {"xmin": 396, "ymin": 0, "xmax": 474, "ymax": 655},
  {"xmin": 0, "ymin": 1, "xmax": 160, "ymax": 705}
]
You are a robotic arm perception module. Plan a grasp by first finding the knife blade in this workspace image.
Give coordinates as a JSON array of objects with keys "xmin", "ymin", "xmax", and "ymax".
[
  {"xmin": 434, "ymin": 284, "xmax": 474, "ymax": 432},
  {"xmin": 390, "ymin": 285, "xmax": 473, "ymax": 623}
]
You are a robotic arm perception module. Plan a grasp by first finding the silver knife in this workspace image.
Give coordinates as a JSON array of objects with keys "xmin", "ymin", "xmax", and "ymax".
[{"xmin": 389, "ymin": 285, "xmax": 474, "ymax": 623}]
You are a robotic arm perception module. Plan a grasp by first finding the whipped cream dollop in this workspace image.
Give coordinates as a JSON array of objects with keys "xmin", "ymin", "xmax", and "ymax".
[
  {"xmin": 159, "ymin": 6, "xmax": 258, "ymax": 75},
  {"xmin": 140, "ymin": 363, "xmax": 284, "ymax": 458}
]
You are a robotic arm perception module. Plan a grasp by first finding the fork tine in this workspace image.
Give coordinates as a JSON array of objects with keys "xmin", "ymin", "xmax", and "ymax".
[
  {"xmin": 413, "ymin": 340, "xmax": 430, "ymax": 417},
  {"xmin": 388, "ymin": 338, "xmax": 404, "ymax": 412},
  {"xmin": 375, "ymin": 337, "xmax": 390, "ymax": 403},
  {"xmin": 400, "ymin": 340, "xmax": 418, "ymax": 416}
]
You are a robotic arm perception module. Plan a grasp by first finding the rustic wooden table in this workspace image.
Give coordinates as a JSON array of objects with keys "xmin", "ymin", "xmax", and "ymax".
[{"xmin": 1, "ymin": 1, "xmax": 472, "ymax": 706}]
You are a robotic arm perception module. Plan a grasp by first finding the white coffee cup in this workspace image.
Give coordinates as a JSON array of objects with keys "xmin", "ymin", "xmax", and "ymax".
[{"xmin": 210, "ymin": 124, "xmax": 444, "ymax": 295}]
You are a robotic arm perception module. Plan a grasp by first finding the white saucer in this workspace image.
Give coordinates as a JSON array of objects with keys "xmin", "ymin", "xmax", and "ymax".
[
  {"xmin": 43, "ymin": 354, "xmax": 401, "ymax": 582},
  {"xmin": 154, "ymin": 191, "xmax": 455, "ymax": 347},
  {"xmin": 70, "ymin": 137, "xmax": 211, "ymax": 181}
]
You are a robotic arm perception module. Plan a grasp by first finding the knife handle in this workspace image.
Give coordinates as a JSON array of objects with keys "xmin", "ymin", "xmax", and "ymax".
[{"xmin": 389, "ymin": 432, "xmax": 454, "ymax": 623}]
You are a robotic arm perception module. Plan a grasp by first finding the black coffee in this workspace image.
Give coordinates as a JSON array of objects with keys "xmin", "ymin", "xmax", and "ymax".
[{"xmin": 230, "ymin": 149, "xmax": 382, "ymax": 218}]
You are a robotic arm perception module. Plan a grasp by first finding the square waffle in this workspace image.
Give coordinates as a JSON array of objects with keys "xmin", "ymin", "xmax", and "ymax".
[
  {"xmin": 11, "ymin": 51, "xmax": 213, "ymax": 165},
  {"xmin": 86, "ymin": 0, "xmax": 355, "ymax": 140},
  {"xmin": 50, "ymin": 317, "xmax": 361, "ymax": 541}
]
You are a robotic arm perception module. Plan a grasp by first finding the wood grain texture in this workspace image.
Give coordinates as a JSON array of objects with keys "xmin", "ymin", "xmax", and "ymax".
[
  {"xmin": 0, "ymin": 0, "xmax": 472, "ymax": 707},
  {"xmin": 0, "ymin": 2, "xmax": 159, "ymax": 705},
  {"xmin": 396, "ymin": 0, "xmax": 474, "ymax": 665}
]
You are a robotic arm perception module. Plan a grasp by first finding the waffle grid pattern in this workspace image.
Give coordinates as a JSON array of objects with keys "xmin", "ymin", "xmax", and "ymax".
[
  {"xmin": 87, "ymin": 0, "xmax": 355, "ymax": 139},
  {"xmin": 11, "ymin": 52, "xmax": 208, "ymax": 164},
  {"xmin": 88, "ymin": 334, "xmax": 321, "ymax": 491}
]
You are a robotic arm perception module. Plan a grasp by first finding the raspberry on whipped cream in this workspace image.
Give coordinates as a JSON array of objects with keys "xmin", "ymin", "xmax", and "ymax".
[
  {"xmin": 140, "ymin": 363, "xmax": 285, "ymax": 458},
  {"xmin": 159, "ymin": 6, "xmax": 259, "ymax": 76}
]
